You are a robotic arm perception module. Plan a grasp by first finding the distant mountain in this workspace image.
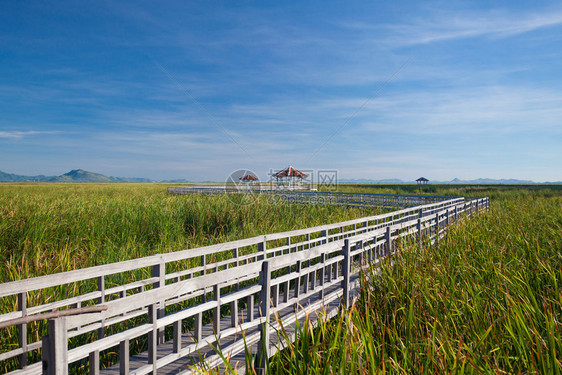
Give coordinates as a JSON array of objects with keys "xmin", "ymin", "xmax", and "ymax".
[
  {"xmin": 50, "ymin": 169, "xmax": 113, "ymax": 182},
  {"xmin": 339, "ymin": 178, "xmax": 405, "ymax": 183},
  {"xmin": 339, "ymin": 177, "xmax": 558, "ymax": 184},
  {"xmin": 445, "ymin": 177, "xmax": 537, "ymax": 184},
  {"xmin": 0, "ymin": 169, "xmax": 153, "ymax": 183},
  {"xmin": 0, "ymin": 170, "xmax": 48, "ymax": 182},
  {"xmin": 1, "ymin": 169, "xmax": 558, "ymax": 184},
  {"xmin": 160, "ymin": 178, "xmax": 192, "ymax": 183}
]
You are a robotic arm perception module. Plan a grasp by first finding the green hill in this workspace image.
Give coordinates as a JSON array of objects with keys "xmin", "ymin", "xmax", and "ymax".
[{"xmin": 0, "ymin": 169, "xmax": 153, "ymax": 183}]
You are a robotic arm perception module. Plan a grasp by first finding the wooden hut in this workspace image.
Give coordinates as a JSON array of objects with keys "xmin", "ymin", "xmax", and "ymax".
[
  {"xmin": 416, "ymin": 177, "xmax": 429, "ymax": 185},
  {"xmin": 272, "ymin": 166, "xmax": 308, "ymax": 188},
  {"xmin": 239, "ymin": 174, "xmax": 258, "ymax": 183}
]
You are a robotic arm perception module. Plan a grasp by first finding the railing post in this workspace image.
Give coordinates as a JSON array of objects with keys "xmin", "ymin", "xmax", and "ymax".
[
  {"xmin": 153, "ymin": 262, "xmax": 166, "ymax": 344},
  {"xmin": 89, "ymin": 350, "xmax": 99, "ymax": 375},
  {"xmin": 90, "ymin": 275, "xmax": 105, "ymax": 369},
  {"xmin": 18, "ymin": 292, "xmax": 27, "ymax": 369},
  {"xmin": 294, "ymin": 260, "xmax": 302, "ymax": 305},
  {"xmin": 97, "ymin": 276, "xmax": 105, "ymax": 339},
  {"xmin": 230, "ymin": 299, "xmax": 239, "ymax": 328},
  {"xmin": 342, "ymin": 239, "xmax": 350, "ymax": 308},
  {"xmin": 272, "ymin": 284, "xmax": 279, "ymax": 307},
  {"xmin": 173, "ymin": 319, "xmax": 181, "ymax": 353},
  {"xmin": 148, "ymin": 303, "xmax": 157, "ymax": 373},
  {"xmin": 255, "ymin": 261, "xmax": 271, "ymax": 373},
  {"xmin": 417, "ymin": 211, "xmax": 422, "ymax": 248},
  {"xmin": 385, "ymin": 226, "xmax": 393, "ymax": 261},
  {"xmin": 258, "ymin": 237, "xmax": 267, "ymax": 261},
  {"xmin": 201, "ymin": 255, "xmax": 207, "ymax": 303},
  {"xmin": 434, "ymin": 212, "xmax": 440, "ymax": 247},
  {"xmin": 213, "ymin": 284, "xmax": 221, "ymax": 337},
  {"xmin": 320, "ymin": 253, "xmax": 326, "ymax": 300},
  {"xmin": 42, "ymin": 318, "xmax": 68, "ymax": 375},
  {"xmin": 120, "ymin": 339, "xmax": 130, "ymax": 374},
  {"xmin": 321, "ymin": 230, "xmax": 327, "ymax": 245},
  {"xmin": 194, "ymin": 312, "xmax": 203, "ymax": 342},
  {"xmin": 284, "ymin": 237, "xmax": 291, "ymax": 304},
  {"xmin": 286, "ymin": 237, "xmax": 292, "ymax": 270},
  {"xmin": 247, "ymin": 294, "xmax": 254, "ymax": 323}
]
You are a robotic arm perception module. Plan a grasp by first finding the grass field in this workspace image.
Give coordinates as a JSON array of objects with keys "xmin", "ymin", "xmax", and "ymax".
[
  {"xmin": 264, "ymin": 185, "xmax": 562, "ymax": 374},
  {"xmin": 0, "ymin": 183, "xmax": 374, "ymax": 282},
  {"xmin": 1, "ymin": 183, "xmax": 560, "ymax": 374},
  {"xmin": 0, "ymin": 183, "xmax": 375, "ymax": 373}
]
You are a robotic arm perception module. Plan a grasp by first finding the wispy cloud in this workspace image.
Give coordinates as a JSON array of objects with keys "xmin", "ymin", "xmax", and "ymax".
[
  {"xmin": 355, "ymin": 85, "xmax": 562, "ymax": 135},
  {"xmin": 0, "ymin": 130, "xmax": 60, "ymax": 139},
  {"xmin": 343, "ymin": 8, "xmax": 562, "ymax": 46},
  {"xmin": 1, "ymin": 2, "xmax": 561, "ymax": 181}
]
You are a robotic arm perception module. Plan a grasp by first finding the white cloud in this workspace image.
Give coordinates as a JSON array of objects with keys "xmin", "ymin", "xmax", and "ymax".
[
  {"xmin": 344, "ymin": 8, "xmax": 562, "ymax": 47},
  {"xmin": 0, "ymin": 130, "xmax": 60, "ymax": 139}
]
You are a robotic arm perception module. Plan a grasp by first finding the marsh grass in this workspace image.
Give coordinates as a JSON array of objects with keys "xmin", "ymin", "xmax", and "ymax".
[
  {"xmin": 260, "ymin": 188, "xmax": 562, "ymax": 374},
  {"xmin": 2, "ymin": 183, "xmax": 561, "ymax": 374},
  {"xmin": 0, "ymin": 183, "xmax": 374, "ymax": 281},
  {"xmin": 0, "ymin": 183, "xmax": 374, "ymax": 373}
]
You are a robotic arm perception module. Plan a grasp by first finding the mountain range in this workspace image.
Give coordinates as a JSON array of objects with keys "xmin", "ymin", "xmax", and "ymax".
[
  {"xmin": 0, "ymin": 169, "xmax": 559, "ymax": 184},
  {"xmin": 0, "ymin": 169, "xmax": 154, "ymax": 183},
  {"xmin": 332, "ymin": 177, "xmax": 562, "ymax": 184}
]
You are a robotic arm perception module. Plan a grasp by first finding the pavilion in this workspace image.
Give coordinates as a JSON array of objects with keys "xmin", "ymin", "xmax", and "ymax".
[
  {"xmin": 416, "ymin": 177, "xmax": 429, "ymax": 185},
  {"xmin": 239, "ymin": 173, "xmax": 258, "ymax": 183},
  {"xmin": 272, "ymin": 166, "xmax": 308, "ymax": 188}
]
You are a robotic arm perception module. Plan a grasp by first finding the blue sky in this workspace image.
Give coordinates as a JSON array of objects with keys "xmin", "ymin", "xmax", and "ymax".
[{"xmin": 1, "ymin": 1, "xmax": 561, "ymax": 182}]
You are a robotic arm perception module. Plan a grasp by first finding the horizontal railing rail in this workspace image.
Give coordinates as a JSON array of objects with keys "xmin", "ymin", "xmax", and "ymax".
[{"xmin": 0, "ymin": 196, "xmax": 490, "ymax": 375}]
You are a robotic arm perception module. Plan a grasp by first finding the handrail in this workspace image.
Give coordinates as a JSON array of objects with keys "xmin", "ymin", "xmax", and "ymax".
[{"xmin": 0, "ymin": 306, "xmax": 108, "ymax": 330}]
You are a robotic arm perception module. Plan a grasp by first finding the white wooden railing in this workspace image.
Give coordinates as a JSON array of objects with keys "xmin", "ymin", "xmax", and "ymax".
[{"xmin": 0, "ymin": 196, "xmax": 489, "ymax": 375}]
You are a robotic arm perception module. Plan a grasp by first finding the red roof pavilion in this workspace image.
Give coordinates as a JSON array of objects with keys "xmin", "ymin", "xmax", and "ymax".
[
  {"xmin": 240, "ymin": 174, "xmax": 258, "ymax": 181},
  {"xmin": 272, "ymin": 166, "xmax": 308, "ymax": 179}
]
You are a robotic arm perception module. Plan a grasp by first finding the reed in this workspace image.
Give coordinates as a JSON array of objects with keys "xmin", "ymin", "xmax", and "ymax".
[
  {"xmin": 261, "ymin": 187, "xmax": 562, "ymax": 374},
  {"xmin": 0, "ymin": 182, "xmax": 373, "ymax": 373}
]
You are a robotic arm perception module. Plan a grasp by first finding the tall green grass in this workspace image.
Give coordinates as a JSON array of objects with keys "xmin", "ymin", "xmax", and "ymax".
[
  {"xmin": 2, "ymin": 183, "xmax": 560, "ymax": 374},
  {"xmin": 0, "ymin": 183, "xmax": 372, "ymax": 281},
  {"xmin": 263, "ymin": 189, "xmax": 562, "ymax": 374},
  {"xmin": 0, "ymin": 183, "xmax": 374, "ymax": 373}
]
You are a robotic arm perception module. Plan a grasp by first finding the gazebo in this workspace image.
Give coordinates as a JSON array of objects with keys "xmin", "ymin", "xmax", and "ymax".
[
  {"xmin": 272, "ymin": 166, "xmax": 308, "ymax": 188},
  {"xmin": 239, "ymin": 174, "xmax": 258, "ymax": 183},
  {"xmin": 416, "ymin": 177, "xmax": 429, "ymax": 185}
]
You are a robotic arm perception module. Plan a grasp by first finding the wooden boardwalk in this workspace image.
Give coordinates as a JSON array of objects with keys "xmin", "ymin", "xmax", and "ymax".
[
  {"xmin": 101, "ymin": 274, "xmax": 363, "ymax": 374},
  {"xmin": 0, "ymin": 195, "xmax": 489, "ymax": 375}
]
